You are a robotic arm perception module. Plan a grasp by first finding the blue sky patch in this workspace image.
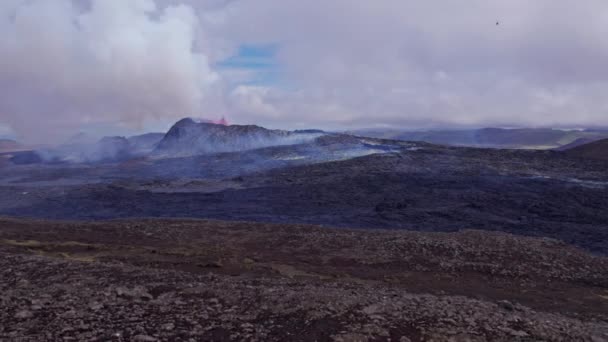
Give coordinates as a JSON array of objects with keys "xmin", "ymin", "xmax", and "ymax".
[
  {"xmin": 218, "ymin": 44, "xmax": 279, "ymax": 69},
  {"xmin": 217, "ymin": 44, "xmax": 281, "ymax": 86}
]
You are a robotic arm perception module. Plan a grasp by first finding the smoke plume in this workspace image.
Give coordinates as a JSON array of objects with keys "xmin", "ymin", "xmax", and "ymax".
[{"xmin": 0, "ymin": 0, "xmax": 217, "ymax": 143}]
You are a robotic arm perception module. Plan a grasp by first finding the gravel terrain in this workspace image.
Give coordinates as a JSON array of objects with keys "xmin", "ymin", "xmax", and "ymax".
[{"xmin": 1, "ymin": 217, "xmax": 607, "ymax": 341}]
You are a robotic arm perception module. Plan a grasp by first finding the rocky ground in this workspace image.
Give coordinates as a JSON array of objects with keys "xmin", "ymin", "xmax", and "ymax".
[
  {"xmin": 565, "ymin": 138, "xmax": 608, "ymax": 161},
  {"xmin": 1, "ymin": 142, "xmax": 607, "ymax": 254},
  {"xmin": 1, "ymin": 217, "xmax": 607, "ymax": 341}
]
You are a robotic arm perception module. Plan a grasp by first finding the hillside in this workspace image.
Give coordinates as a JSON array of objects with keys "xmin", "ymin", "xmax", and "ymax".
[
  {"xmin": 0, "ymin": 217, "xmax": 606, "ymax": 341},
  {"xmin": 155, "ymin": 118, "xmax": 321, "ymax": 157},
  {"xmin": 127, "ymin": 133, "xmax": 165, "ymax": 153},
  {"xmin": 1, "ymin": 126, "xmax": 608, "ymax": 341},
  {"xmin": 555, "ymin": 137, "xmax": 604, "ymax": 151},
  {"xmin": 564, "ymin": 138, "xmax": 608, "ymax": 160},
  {"xmin": 2, "ymin": 140, "xmax": 607, "ymax": 254}
]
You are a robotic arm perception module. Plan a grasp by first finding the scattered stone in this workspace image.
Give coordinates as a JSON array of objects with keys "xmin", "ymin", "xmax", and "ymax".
[
  {"xmin": 199, "ymin": 260, "xmax": 223, "ymax": 268},
  {"xmin": 500, "ymin": 327, "xmax": 529, "ymax": 338},
  {"xmin": 498, "ymin": 300, "xmax": 515, "ymax": 311},
  {"xmin": 162, "ymin": 323, "xmax": 175, "ymax": 331},
  {"xmin": 89, "ymin": 302, "xmax": 104, "ymax": 311},
  {"xmin": 362, "ymin": 304, "xmax": 382, "ymax": 315},
  {"xmin": 116, "ymin": 286, "xmax": 153, "ymax": 300},
  {"xmin": 14, "ymin": 310, "xmax": 33, "ymax": 320}
]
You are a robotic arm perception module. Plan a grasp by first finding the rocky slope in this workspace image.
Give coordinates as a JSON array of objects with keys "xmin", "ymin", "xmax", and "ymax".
[
  {"xmin": 1, "ymin": 217, "xmax": 607, "ymax": 341},
  {"xmin": 9, "ymin": 133, "xmax": 164, "ymax": 165},
  {"xmin": 554, "ymin": 137, "xmax": 605, "ymax": 151},
  {"xmin": 128, "ymin": 133, "xmax": 165, "ymax": 153},
  {"xmin": 155, "ymin": 118, "xmax": 322, "ymax": 157},
  {"xmin": 564, "ymin": 138, "xmax": 608, "ymax": 160},
  {"xmin": 2, "ymin": 142, "xmax": 606, "ymax": 254}
]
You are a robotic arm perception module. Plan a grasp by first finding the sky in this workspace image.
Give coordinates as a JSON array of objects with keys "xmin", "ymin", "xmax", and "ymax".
[{"xmin": 1, "ymin": 0, "xmax": 608, "ymax": 143}]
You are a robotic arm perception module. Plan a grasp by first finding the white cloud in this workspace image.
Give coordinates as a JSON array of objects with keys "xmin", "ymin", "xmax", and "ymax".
[
  {"xmin": 0, "ymin": 0, "xmax": 218, "ymax": 143},
  {"xmin": 208, "ymin": 0, "xmax": 608, "ymax": 129},
  {"xmin": 2, "ymin": 0, "xmax": 608, "ymax": 143},
  {"xmin": 0, "ymin": 124, "xmax": 13, "ymax": 139}
]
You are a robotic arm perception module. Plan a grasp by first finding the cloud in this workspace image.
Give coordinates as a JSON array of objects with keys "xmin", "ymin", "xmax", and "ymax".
[
  {"xmin": 2, "ymin": 0, "xmax": 608, "ymax": 142},
  {"xmin": 209, "ymin": 0, "xmax": 608, "ymax": 129},
  {"xmin": 0, "ymin": 0, "xmax": 218, "ymax": 143},
  {"xmin": 0, "ymin": 124, "xmax": 13, "ymax": 139}
]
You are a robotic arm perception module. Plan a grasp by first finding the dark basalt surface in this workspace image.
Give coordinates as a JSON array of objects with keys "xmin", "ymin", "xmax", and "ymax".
[
  {"xmin": 565, "ymin": 138, "xmax": 608, "ymax": 161},
  {"xmin": 1, "ymin": 141, "xmax": 607, "ymax": 254}
]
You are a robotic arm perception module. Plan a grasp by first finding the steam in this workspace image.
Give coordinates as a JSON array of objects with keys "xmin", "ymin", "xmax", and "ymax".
[
  {"xmin": 0, "ymin": 0, "xmax": 217, "ymax": 144},
  {"xmin": 197, "ymin": 117, "xmax": 229, "ymax": 125},
  {"xmin": 154, "ymin": 118, "xmax": 324, "ymax": 157}
]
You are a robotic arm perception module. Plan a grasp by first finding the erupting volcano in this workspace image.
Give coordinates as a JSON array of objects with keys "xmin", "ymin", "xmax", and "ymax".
[{"xmin": 153, "ymin": 118, "xmax": 322, "ymax": 157}]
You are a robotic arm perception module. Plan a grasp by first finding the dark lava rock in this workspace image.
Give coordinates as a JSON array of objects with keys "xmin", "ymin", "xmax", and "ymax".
[
  {"xmin": 9, "ymin": 151, "xmax": 43, "ymax": 165},
  {"xmin": 154, "ymin": 117, "xmax": 321, "ymax": 156},
  {"xmin": 564, "ymin": 138, "xmax": 608, "ymax": 160}
]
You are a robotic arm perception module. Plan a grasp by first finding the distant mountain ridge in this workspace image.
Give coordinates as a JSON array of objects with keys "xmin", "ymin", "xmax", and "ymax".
[
  {"xmin": 154, "ymin": 118, "xmax": 323, "ymax": 157},
  {"xmin": 352, "ymin": 127, "xmax": 608, "ymax": 149},
  {"xmin": 8, "ymin": 133, "xmax": 165, "ymax": 164},
  {"xmin": 0, "ymin": 139, "xmax": 20, "ymax": 152},
  {"xmin": 5, "ymin": 118, "xmax": 329, "ymax": 164},
  {"xmin": 127, "ymin": 133, "xmax": 165, "ymax": 153}
]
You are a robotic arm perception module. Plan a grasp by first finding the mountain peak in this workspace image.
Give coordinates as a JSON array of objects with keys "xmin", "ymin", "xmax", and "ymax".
[{"xmin": 155, "ymin": 118, "xmax": 321, "ymax": 157}]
